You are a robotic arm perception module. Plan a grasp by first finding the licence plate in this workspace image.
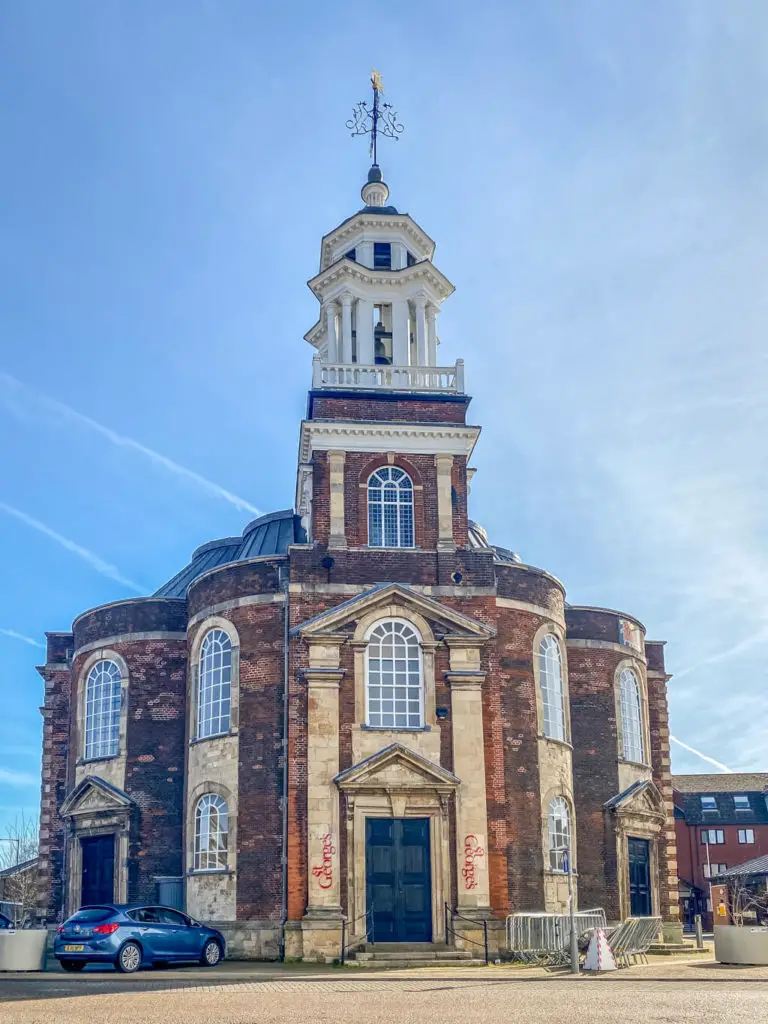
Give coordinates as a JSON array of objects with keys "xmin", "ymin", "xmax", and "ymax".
[{"xmin": 64, "ymin": 944, "xmax": 85, "ymax": 952}]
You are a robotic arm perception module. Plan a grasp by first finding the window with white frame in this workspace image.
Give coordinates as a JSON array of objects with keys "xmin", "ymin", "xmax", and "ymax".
[
  {"xmin": 733, "ymin": 794, "xmax": 751, "ymax": 812},
  {"xmin": 700, "ymin": 795, "xmax": 717, "ymax": 812},
  {"xmin": 619, "ymin": 668, "xmax": 645, "ymax": 763},
  {"xmin": 193, "ymin": 794, "xmax": 228, "ymax": 871},
  {"xmin": 703, "ymin": 863, "xmax": 727, "ymax": 878},
  {"xmin": 84, "ymin": 660, "xmax": 122, "ymax": 760},
  {"xmin": 538, "ymin": 634, "xmax": 566, "ymax": 741},
  {"xmin": 197, "ymin": 628, "xmax": 232, "ymax": 739},
  {"xmin": 739, "ymin": 829, "xmax": 755, "ymax": 844},
  {"xmin": 365, "ymin": 619, "xmax": 423, "ymax": 729},
  {"xmin": 701, "ymin": 829, "xmax": 725, "ymax": 845},
  {"xmin": 548, "ymin": 796, "xmax": 571, "ymax": 872},
  {"xmin": 367, "ymin": 467, "xmax": 414, "ymax": 548}
]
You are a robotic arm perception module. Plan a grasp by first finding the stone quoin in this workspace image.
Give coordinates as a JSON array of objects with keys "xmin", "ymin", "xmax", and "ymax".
[{"xmin": 34, "ymin": 143, "xmax": 681, "ymax": 958}]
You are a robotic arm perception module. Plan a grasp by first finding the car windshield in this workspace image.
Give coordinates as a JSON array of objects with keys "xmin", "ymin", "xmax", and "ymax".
[{"xmin": 68, "ymin": 907, "xmax": 114, "ymax": 923}]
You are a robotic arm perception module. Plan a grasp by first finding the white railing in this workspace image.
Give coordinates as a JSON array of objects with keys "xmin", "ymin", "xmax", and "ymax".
[{"xmin": 312, "ymin": 358, "xmax": 465, "ymax": 395}]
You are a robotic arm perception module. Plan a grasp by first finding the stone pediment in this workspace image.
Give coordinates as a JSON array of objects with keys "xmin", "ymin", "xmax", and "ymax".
[
  {"xmin": 292, "ymin": 582, "xmax": 495, "ymax": 642},
  {"xmin": 334, "ymin": 743, "xmax": 459, "ymax": 794},
  {"xmin": 60, "ymin": 776, "xmax": 133, "ymax": 818},
  {"xmin": 605, "ymin": 779, "xmax": 666, "ymax": 824}
]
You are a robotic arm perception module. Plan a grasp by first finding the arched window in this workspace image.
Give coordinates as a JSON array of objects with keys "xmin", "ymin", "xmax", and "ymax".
[
  {"xmin": 365, "ymin": 619, "xmax": 423, "ymax": 729},
  {"xmin": 197, "ymin": 629, "xmax": 232, "ymax": 739},
  {"xmin": 620, "ymin": 668, "xmax": 645, "ymax": 763},
  {"xmin": 368, "ymin": 467, "xmax": 414, "ymax": 548},
  {"xmin": 538, "ymin": 634, "xmax": 566, "ymax": 741},
  {"xmin": 194, "ymin": 794, "xmax": 228, "ymax": 871},
  {"xmin": 84, "ymin": 660, "xmax": 122, "ymax": 760},
  {"xmin": 548, "ymin": 796, "xmax": 571, "ymax": 872}
]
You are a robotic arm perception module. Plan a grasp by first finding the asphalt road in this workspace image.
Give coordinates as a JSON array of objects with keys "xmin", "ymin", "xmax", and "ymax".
[{"xmin": 1, "ymin": 959, "xmax": 766, "ymax": 1023}]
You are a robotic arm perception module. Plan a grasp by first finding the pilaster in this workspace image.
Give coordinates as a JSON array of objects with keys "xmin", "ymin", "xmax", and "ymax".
[
  {"xmin": 327, "ymin": 449, "xmax": 347, "ymax": 550},
  {"xmin": 435, "ymin": 453, "xmax": 455, "ymax": 551}
]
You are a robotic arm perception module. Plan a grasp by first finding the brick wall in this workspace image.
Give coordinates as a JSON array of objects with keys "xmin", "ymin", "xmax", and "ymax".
[
  {"xmin": 645, "ymin": 643, "xmax": 679, "ymax": 927},
  {"xmin": 309, "ymin": 392, "xmax": 470, "ymax": 424},
  {"xmin": 73, "ymin": 598, "xmax": 187, "ymax": 649}
]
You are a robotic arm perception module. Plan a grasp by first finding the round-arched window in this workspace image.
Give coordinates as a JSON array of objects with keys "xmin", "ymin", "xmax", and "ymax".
[
  {"xmin": 368, "ymin": 467, "xmax": 414, "ymax": 548},
  {"xmin": 619, "ymin": 668, "xmax": 645, "ymax": 763},
  {"xmin": 538, "ymin": 634, "xmax": 565, "ymax": 741},
  {"xmin": 365, "ymin": 619, "xmax": 423, "ymax": 729},
  {"xmin": 194, "ymin": 794, "xmax": 228, "ymax": 871},
  {"xmin": 548, "ymin": 796, "xmax": 571, "ymax": 872},
  {"xmin": 197, "ymin": 628, "xmax": 232, "ymax": 739},
  {"xmin": 84, "ymin": 660, "xmax": 122, "ymax": 760}
]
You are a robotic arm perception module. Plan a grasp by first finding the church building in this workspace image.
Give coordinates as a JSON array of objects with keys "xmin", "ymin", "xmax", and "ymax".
[{"xmin": 35, "ymin": 119, "xmax": 681, "ymax": 958}]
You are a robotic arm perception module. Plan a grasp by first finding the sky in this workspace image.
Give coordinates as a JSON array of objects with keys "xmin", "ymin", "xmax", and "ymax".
[{"xmin": 0, "ymin": 1, "xmax": 767, "ymax": 837}]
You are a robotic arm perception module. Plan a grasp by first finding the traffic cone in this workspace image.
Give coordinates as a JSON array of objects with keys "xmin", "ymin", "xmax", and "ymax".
[{"xmin": 584, "ymin": 927, "xmax": 617, "ymax": 971}]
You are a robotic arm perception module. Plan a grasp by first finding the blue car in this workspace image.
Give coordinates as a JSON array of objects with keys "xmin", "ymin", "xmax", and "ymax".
[{"xmin": 54, "ymin": 904, "xmax": 225, "ymax": 973}]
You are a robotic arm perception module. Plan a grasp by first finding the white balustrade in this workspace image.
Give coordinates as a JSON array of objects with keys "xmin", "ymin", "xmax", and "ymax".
[{"xmin": 312, "ymin": 358, "xmax": 465, "ymax": 395}]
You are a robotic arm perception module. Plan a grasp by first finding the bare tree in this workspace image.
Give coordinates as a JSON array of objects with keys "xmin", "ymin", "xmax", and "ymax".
[
  {"xmin": 0, "ymin": 812, "xmax": 41, "ymax": 926},
  {"xmin": 726, "ymin": 873, "xmax": 768, "ymax": 927}
]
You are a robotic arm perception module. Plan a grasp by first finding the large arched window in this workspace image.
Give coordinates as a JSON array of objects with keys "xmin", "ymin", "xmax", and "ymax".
[
  {"xmin": 365, "ymin": 619, "xmax": 423, "ymax": 729},
  {"xmin": 548, "ymin": 796, "xmax": 571, "ymax": 872},
  {"xmin": 538, "ymin": 634, "xmax": 566, "ymax": 741},
  {"xmin": 194, "ymin": 794, "xmax": 228, "ymax": 871},
  {"xmin": 197, "ymin": 629, "xmax": 232, "ymax": 739},
  {"xmin": 368, "ymin": 467, "xmax": 414, "ymax": 548},
  {"xmin": 84, "ymin": 660, "xmax": 122, "ymax": 760},
  {"xmin": 619, "ymin": 668, "xmax": 645, "ymax": 763}
]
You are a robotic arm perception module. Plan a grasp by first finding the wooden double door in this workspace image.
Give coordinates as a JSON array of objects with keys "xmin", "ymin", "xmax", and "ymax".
[{"xmin": 365, "ymin": 818, "xmax": 432, "ymax": 942}]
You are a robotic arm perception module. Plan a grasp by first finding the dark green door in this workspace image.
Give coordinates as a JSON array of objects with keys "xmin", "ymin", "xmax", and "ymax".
[
  {"xmin": 366, "ymin": 818, "xmax": 432, "ymax": 942},
  {"xmin": 628, "ymin": 837, "xmax": 651, "ymax": 916}
]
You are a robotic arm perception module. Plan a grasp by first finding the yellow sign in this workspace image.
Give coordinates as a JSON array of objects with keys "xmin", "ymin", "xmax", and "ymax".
[{"xmin": 371, "ymin": 69, "xmax": 384, "ymax": 94}]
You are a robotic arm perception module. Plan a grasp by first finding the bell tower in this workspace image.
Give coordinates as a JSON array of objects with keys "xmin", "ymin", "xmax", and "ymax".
[{"xmin": 296, "ymin": 74, "xmax": 479, "ymax": 563}]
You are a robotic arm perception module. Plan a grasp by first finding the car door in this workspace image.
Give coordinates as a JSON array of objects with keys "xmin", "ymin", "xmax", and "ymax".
[
  {"xmin": 156, "ymin": 908, "xmax": 198, "ymax": 959},
  {"xmin": 129, "ymin": 906, "xmax": 168, "ymax": 958}
]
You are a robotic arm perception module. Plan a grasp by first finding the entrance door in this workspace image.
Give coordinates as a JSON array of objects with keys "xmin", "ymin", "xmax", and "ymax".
[
  {"xmin": 628, "ymin": 837, "xmax": 652, "ymax": 917},
  {"xmin": 80, "ymin": 835, "xmax": 115, "ymax": 906},
  {"xmin": 366, "ymin": 818, "xmax": 432, "ymax": 942}
]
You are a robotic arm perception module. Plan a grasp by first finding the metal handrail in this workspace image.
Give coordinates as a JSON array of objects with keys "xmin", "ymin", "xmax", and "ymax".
[
  {"xmin": 444, "ymin": 902, "xmax": 489, "ymax": 965},
  {"xmin": 340, "ymin": 902, "xmax": 375, "ymax": 965}
]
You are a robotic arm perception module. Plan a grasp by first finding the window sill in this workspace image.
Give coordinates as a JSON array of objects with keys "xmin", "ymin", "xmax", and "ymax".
[
  {"xmin": 77, "ymin": 753, "xmax": 120, "ymax": 766},
  {"xmin": 190, "ymin": 729, "xmax": 238, "ymax": 746},
  {"xmin": 538, "ymin": 735, "xmax": 573, "ymax": 750},
  {"xmin": 187, "ymin": 868, "xmax": 233, "ymax": 877},
  {"xmin": 544, "ymin": 869, "xmax": 578, "ymax": 877},
  {"xmin": 618, "ymin": 757, "xmax": 651, "ymax": 770},
  {"xmin": 361, "ymin": 724, "xmax": 431, "ymax": 732}
]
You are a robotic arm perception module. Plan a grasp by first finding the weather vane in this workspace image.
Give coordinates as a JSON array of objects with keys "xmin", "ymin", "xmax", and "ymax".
[{"xmin": 346, "ymin": 70, "xmax": 404, "ymax": 165}]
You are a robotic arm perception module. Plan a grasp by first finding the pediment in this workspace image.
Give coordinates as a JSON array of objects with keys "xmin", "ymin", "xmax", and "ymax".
[
  {"xmin": 292, "ymin": 582, "xmax": 495, "ymax": 642},
  {"xmin": 60, "ymin": 776, "xmax": 133, "ymax": 818},
  {"xmin": 605, "ymin": 779, "xmax": 666, "ymax": 822},
  {"xmin": 335, "ymin": 743, "xmax": 460, "ymax": 793}
]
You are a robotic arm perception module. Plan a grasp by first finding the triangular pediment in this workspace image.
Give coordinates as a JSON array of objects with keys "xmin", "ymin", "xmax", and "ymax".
[
  {"xmin": 60, "ymin": 776, "xmax": 133, "ymax": 818},
  {"xmin": 292, "ymin": 582, "xmax": 495, "ymax": 641},
  {"xmin": 335, "ymin": 743, "xmax": 460, "ymax": 793},
  {"xmin": 605, "ymin": 779, "xmax": 666, "ymax": 822}
]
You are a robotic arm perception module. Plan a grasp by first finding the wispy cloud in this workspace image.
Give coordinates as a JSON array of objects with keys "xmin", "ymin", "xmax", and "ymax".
[
  {"xmin": 673, "ymin": 627, "xmax": 768, "ymax": 680},
  {"xmin": 0, "ymin": 629, "xmax": 43, "ymax": 648},
  {"xmin": 670, "ymin": 736, "xmax": 734, "ymax": 773},
  {"xmin": 0, "ymin": 503, "xmax": 144, "ymax": 593},
  {"xmin": 0, "ymin": 768, "xmax": 39, "ymax": 788},
  {"xmin": 0, "ymin": 372, "xmax": 260, "ymax": 517}
]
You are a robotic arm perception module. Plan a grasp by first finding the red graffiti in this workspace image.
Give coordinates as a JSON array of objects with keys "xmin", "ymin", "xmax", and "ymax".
[
  {"xmin": 462, "ymin": 834, "xmax": 485, "ymax": 890},
  {"xmin": 311, "ymin": 832, "xmax": 336, "ymax": 890}
]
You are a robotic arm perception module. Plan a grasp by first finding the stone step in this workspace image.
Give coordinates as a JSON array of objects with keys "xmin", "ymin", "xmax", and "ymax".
[
  {"xmin": 647, "ymin": 942, "xmax": 700, "ymax": 955},
  {"xmin": 358, "ymin": 949, "xmax": 474, "ymax": 961},
  {"xmin": 347, "ymin": 957, "xmax": 488, "ymax": 969}
]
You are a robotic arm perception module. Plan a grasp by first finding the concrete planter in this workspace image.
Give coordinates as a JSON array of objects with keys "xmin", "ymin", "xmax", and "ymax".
[
  {"xmin": 714, "ymin": 925, "xmax": 768, "ymax": 966},
  {"xmin": 0, "ymin": 929, "xmax": 48, "ymax": 972}
]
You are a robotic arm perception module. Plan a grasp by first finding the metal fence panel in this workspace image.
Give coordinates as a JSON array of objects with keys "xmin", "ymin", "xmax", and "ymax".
[{"xmin": 506, "ymin": 909, "xmax": 607, "ymax": 964}]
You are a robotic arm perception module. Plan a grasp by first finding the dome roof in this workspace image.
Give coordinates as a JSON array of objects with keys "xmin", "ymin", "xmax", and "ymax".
[
  {"xmin": 467, "ymin": 520, "xmax": 522, "ymax": 565},
  {"xmin": 154, "ymin": 510, "xmax": 305, "ymax": 599}
]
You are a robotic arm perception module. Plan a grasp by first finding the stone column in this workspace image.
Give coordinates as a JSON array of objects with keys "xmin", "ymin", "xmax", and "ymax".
[
  {"xmin": 427, "ymin": 303, "xmax": 438, "ymax": 365},
  {"xmin": 356, "ymin": 298, "xmax": 374, "ymax": 365},
  {"xmin": 414, "ymin": 295, "xmax": 428, "ymax": 365},
  {"xmin": 435, "ymin": 453, "xmax": 455, "ymax": 551},
  {"xmin": 446, "ymin": 641, "xmax": 491, "ymax": 914},
  {"xmin": 392, "ymin": 299, "xmax": 410, "ymax": 366},
  {"xmin": 327, "ymin": 450, "xmax": 347, "ymax": 550},
  {"xmin": 340, "ymin": 295, "xmax": 353, "ymax": 365},
  {"xmin": 325, "ymin": 302, "xmax": 339, "ymax": 363}
]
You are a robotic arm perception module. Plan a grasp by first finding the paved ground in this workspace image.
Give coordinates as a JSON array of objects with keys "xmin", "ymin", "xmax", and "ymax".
[{"xmin": 2, "ymin": 957, "xmax": 767, "ymax": 1022}]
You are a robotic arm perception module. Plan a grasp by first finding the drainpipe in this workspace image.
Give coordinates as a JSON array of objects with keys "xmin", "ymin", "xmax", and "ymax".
[{"xmin": 279, "ymin": 561, "xmax": 291, "ymax": 960}]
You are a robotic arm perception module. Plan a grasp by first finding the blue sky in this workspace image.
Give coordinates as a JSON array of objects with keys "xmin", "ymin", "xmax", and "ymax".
[{"xmin": 1, "ymin": 2, "xmax": 766, "ymax": 836}]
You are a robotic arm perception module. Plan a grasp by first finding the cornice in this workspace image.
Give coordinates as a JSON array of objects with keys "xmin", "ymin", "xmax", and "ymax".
[
  {"xmin": 299, "ymin": 420, "xmax": 481, "ymax": 462},
  {"xmin": 307, "ymin": 259, "xmax": 454, "ymax": 302},
  {"xmin": 320, "ymin": 213, "xmax": 436, "ymax": 267}
]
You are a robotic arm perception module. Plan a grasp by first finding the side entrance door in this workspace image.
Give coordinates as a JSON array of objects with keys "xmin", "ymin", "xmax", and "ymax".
[
  {"xmin": 80, "ymin": 834, "xmax": 115, "ymax": 906},
  {"xmin": 628, "ymin": 837, "xmax": 652, "ymax": 916},
  {"xmin": 366, "ymin": 817, "xmax": 432, "ymax": 942}
]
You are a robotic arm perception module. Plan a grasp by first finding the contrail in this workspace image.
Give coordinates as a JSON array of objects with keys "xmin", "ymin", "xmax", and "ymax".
[
  {"xmin": 670, "ymin": 735, "xmax": 734, "ymax": 773},
  {"xmin": 0, "ymin": 372, "xmax": 261, "ymax": 516},
  {"xmin": 0, "ymin": 502, "xmax": 144, "ymax": 594},
  {"xmin": 0, "ymin": 628, "xmax": 44, "ymax": 648}
]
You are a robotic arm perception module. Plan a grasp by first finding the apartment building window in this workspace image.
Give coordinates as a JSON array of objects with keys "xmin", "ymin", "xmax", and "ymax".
[
  {"xmin": 738, "ymin": 829, "xmax": 755, "ymax": 844},
  {"xmin": 703, "ymin": 863, "xmax": 727, "ymax": 878},
  {"xmin": 701, "ymin": 829, "xmax": 725, "ymax": 845},
  {"xmin": 700, "ymin": 796, "xmax": 717, "ymax": 812},
  {"xmin": 733, "ymin": 795, "xmax": 751, "ymax": 812}
]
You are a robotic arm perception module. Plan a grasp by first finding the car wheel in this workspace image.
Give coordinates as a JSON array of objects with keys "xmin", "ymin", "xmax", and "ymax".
[
  {"xmin": 115, "ymin": 941, "xmax": 142, "ymax": 974},
  {"xmin": 201, "ymin": 939, "xmax": 222, "ymax": 967},
  {"xmin": 60, "ymin": 960, "xmax": 86, "ymax": 972}
]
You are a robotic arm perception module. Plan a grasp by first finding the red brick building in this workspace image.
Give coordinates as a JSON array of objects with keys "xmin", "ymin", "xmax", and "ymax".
[
  {"xmin": 35, "ymin": 159, "xmax": 681, "ymax": 958},
  {"xmin": 674, "ymin": 773, "xmax": 768, "ymax": 930}
]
